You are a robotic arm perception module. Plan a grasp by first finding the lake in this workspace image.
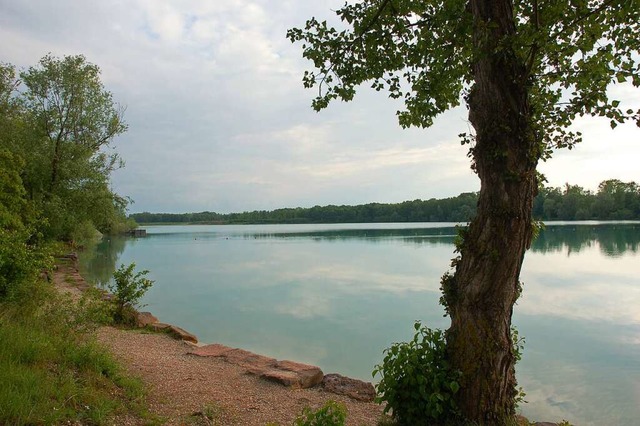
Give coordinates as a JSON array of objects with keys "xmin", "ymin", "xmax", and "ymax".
[{"xmin": 79, "ymin": 222, "xmax": 640, "ymax": 425}]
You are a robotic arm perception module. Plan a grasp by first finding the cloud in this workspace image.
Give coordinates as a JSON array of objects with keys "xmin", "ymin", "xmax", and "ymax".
[
  {"xmin": 519, "ymin": 249, "xmax": 640, "ymax": 325},
  {"xmin": 0, "ymin": 0, "xmax": 638, "ymax": 213}
]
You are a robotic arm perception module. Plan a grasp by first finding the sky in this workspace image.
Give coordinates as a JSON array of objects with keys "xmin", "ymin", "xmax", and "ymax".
[{"xmin": 1, "ymin": 0, "xmax": 638, "ymax": 214}]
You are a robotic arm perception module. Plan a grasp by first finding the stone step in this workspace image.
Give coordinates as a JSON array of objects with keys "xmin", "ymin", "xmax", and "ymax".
[
  {"xmin": 148, "ymin": 322, "xmax": 198, "ymax": 344},
  {"xmin": 189, "ymin": 344, "xmax": 324, "ymax": 389}
]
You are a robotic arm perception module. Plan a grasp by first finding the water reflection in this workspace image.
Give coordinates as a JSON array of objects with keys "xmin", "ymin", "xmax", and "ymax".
[
  {"xmin": 532, "ymin": 223, "xmax": 640, "ymax": 257},
  {"xmin": 246, "ymin": 226, "xmax": 457, "ymax": 243},
  {"xmin": 79, "ymin": 236, "xmax": 127, "ymax": 287},
  {"xmin": 77, "ymin": 222, "xmax": 640, "ymax": 426}
]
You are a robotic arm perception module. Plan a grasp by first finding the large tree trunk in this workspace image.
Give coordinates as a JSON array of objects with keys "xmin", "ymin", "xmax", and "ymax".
[{"xmin": 443, "ymin": 0, "xmax": 539, "ymax": 422}]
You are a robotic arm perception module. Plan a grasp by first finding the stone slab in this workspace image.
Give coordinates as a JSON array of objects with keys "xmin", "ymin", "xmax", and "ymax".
[
  {"xmin": 322, "ymin": 373, "xmax": 376, "ymax": 402},
  {"xmin": 225, "ymin": 349, "xmax": 278, "ymax": 374},
  {"xmin": 149, "ymin": 322, "xmax": 198, "ymax": 344},
  {"xmin": 136, "ymin": 311, "xmax": 159, "ymax": 327},
  {"xmin": 276, "ymin": 360, "xmax": 324, "ymax": 388},
  {"xmin": 189, "ymin": 343, "xmax": 234, "ymax": 357},
  {"xmin": 188, "ymin": 346, "xmax": 323, "ymax": 388},
  {"xmin": 261, "ymin": 369, "xmax": 302, "ymax": 388}
]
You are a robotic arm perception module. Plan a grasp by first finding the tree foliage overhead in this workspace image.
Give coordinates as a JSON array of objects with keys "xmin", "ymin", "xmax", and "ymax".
[{"xmin": 287, "ymin": 0, "xmax": 640, "ymax": 153}]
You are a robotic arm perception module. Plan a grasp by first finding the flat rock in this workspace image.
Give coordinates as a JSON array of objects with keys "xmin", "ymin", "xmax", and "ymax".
[
  {"xmin": 189, "ymin": 343, "xmax": 234, "ymax": 357},
  {"xmin": 149, "ymin": 322, "xmax": 198, "ymax": 344},
  {"xmin": 225, "ymin": 349, "xmax": 278, "ymax": 374},
  {"xmin": 189, "ymin": 345, "xmax": 278, "ymax": 375},
  {"xmin": 188, "ymin": 346, "xmax": 323, "ymax": 389},
  {"xmin": 261, "ymin": 369, "xmax": 302, "ymax": 388},
  {"xmin": 322, "ymin": 373, "xmax": 376, "ymax": 402},
  {"xmin": 167, "ymin": 325, "xmax": 198, "ymax": 344},
  {"xmin": 136, "ymin": 311, "xmax": 159, "ymax": 327},
  {"xmin": 275, "ymin": 360, "xmax": 324, "ymax": 389}
]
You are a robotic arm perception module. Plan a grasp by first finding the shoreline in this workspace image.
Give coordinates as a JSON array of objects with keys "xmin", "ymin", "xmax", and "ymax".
[
  {"xmin": 53, "ymin": 256, "xmax": 383, "ymax": 425},
  {"xmin": 62, "ymin": 255, "xmax": 564, "ymax": 426}
]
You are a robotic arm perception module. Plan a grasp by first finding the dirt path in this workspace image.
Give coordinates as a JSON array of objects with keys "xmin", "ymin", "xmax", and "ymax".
[{"xmin": 54, "ymin": 260, "xmax": 385, "ymax": 425}]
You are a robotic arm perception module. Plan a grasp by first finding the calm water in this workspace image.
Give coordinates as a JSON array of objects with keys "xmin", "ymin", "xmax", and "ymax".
[{"xmin": 80, "ymin": 222, "xmax": 640, "ymax": 425}]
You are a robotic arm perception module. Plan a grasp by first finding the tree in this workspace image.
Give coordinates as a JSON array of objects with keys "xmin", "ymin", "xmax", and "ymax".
[
  {"xmin": 17, "ymin": 54, "xmax": 128, "ymax": 240},
  {"xmin": 288, "ymin": 1, "xmax": 639, "ymax": 423}
]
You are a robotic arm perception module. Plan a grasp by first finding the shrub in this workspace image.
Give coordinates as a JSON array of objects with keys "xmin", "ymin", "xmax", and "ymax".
[
  {"xmin": 70, "ymin": 220, "xmax": 102, "ymax": 248},
  {"xmin": 294, "ymin": 400, "xmax": 347, "ymax": 426},
  {"xmin": 373, "ymin": 322, "xmax": 461, "ymax": 425},
  {"xmin": 109, "ymin": 263, "xmax": 153, "ymax": 325}
]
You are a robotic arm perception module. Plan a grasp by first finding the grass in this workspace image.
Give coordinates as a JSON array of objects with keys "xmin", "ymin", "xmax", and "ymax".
[
  {"xmin": 0, "ymin": 279, "xmax": 154, "ymax": 425},
  {"xmin": 184, "ymin": 402, "xmax": 234, "ymax": 425}
]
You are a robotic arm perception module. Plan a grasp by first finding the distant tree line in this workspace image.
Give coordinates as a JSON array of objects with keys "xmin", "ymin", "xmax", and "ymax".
[
  {"xmin": 131, "ymin": 179, "xmax": 640, "ymax": 225},
  {"xmin": 533, "ymin": 180, "xmax": 640, "ymax": 221}
]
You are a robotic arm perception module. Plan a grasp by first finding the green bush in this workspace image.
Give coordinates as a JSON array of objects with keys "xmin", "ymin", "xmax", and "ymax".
[
  {"xmin": 39, "ymin": 287, "xmax": 114, "ymax": 334},
  {"xmin": 373, "ymin": 322, "xmax": 461, "ymax": 425},
  {"xmin": 293, "ymin": 400, "xmax": 347, "ymax": 426},
  {"xmin": 70, "ymin": 220, "xmax": 102, "ymax": 248},
  {"xmin": 109, "ymin": 263, "xmax": 153, "ymax": 325}
]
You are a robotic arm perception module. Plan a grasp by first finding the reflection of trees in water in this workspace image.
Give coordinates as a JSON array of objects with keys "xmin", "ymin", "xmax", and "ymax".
[
  {"xmin": 78, "ymin": 236, "xmax": 127, "ymax": 287},
  {"xmin": 249, "ymin": 224, "xmax": 639, "ymax": 254},
  {"xmin": 78, "ymin": 225, "xmax": 639, "ymax": 280},
  {"xmin": 245, "ymin": 227, "xmax": 457, "ymax": 245},
  {"xmin": 531, "ymin": 224, "xmax": 640, "ymax": 257}
]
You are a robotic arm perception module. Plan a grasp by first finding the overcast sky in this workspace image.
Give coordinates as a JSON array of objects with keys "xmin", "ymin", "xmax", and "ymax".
[{"xmin": 1, "ymin": 1, "xmax": 638, "ymax": 214}]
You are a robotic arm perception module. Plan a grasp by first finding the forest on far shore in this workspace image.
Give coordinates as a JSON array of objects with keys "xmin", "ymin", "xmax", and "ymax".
[{"xmin": 131, "ymin": 179, "xmax": 640, "ymax": 225}]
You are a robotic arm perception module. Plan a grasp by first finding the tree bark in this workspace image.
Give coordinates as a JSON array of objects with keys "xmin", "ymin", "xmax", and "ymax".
[{"xmin": 443, "ymin": 0, "xmax": 539, "ymax": 422}]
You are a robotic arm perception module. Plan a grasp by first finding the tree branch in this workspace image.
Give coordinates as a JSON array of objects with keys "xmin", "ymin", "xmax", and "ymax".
[{"xmin": 550, "ymin": 0, "xmax": 617, "ymax": 41}]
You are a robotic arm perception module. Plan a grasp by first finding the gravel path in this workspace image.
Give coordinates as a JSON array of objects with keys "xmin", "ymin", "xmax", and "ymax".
[{"xmin": 97, "ymin": 327, "xmax": 384, "ymax": 425}]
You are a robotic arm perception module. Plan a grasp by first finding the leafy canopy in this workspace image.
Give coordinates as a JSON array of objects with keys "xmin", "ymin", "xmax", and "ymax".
[
  {"xmin": 0, "ymin": 55, "xmax": 131, "ymax": 241},
  {"xmin": 287, "ymin": 0, "xmax": 640, "ymax": 157}
]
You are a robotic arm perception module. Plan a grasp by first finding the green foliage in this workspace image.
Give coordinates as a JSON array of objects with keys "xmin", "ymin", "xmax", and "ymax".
[
  {"xmin": 0, "ymin": 149, "xmax": 47, "ymax": 299},
  {"xmin": 287, "ymin": 0, "xmax": 639, "ymax": 149},
  {"xmin": 0, "ymin": 287, "xmax": 147, "ymax": 424},
  {"xmin": 511, "ymin": 327, "xmax": 527, "ymax": 407},
  {"xmin": 0, "ymin": 54, "xmax": 149, "ymax": 425},
  {"xmin": 0, "ymin": 227, "xmax": 40, "ymax": 300},
  {"xmin": 534, "ymin": 180, "xmax": 640, "ymax": 220},
  {"xmin": 0, "ymin": 54, "xmax": 130, "ymax": 243},
  {"xmin": 373, "ymin": 322, "xmax": 461, "ymax": 425},
  {"xmin": 39, "ymin": 286, "xmax": 114, "ymax": 334},
  {"xmin": 293, "ymin": 400, "xmax": 347, "ymax": 426},
  {"xmin": 109, "ymin": 263, "xmax": 154, "ymax": 325},
  {"xmin": 70, "ymin": 220, "xmax": 103, "ymax": 248}
]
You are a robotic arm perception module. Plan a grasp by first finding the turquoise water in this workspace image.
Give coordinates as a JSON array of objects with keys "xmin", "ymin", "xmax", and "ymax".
[{"xmin": 80, "ymin": 222, "xmax": 640, "ymax": 425}]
